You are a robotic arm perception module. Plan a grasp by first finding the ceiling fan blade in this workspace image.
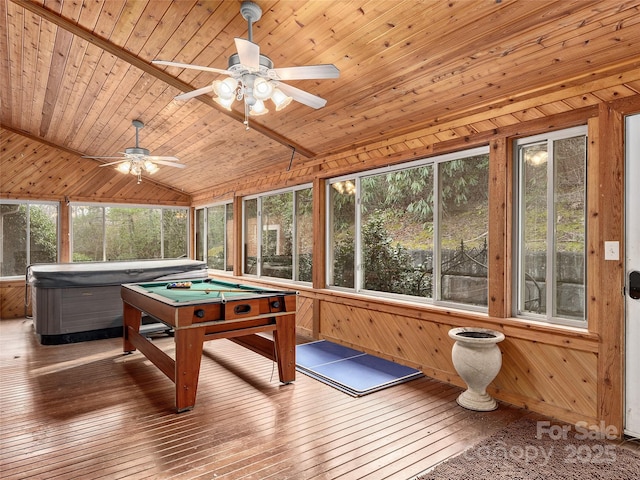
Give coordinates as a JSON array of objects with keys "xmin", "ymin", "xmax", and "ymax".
[
  {"xmin": 175, "ymin": 85, "xmax": 215, "ymax": 101},
  {"xmin": 145, "ymin": 155, "xmax": 179, "ymax": 161},
  {"xmin": 151, "ymin": 159, "xmax": 187, "ymax": 168},
  {"xmin": 276, "ymin": 83, "xmax": 327, "ymax": 109},
  {"xmin": 83, "ymin": 155, "xmax": 124, "ymax": 160},
  {"xmin": 234, "ymin": 38, "xmax": 260, "ymax": 70},
  {"xmin": 269, "ymin": 64, "xmax": 340, "ymax": 81},
  {"xmin": 96, "ymin": 159, "xmax": 127, "ymax": 167},
  {"xmin": 152, "ymin": 60, "xmax": 231, "ymax": 75}
]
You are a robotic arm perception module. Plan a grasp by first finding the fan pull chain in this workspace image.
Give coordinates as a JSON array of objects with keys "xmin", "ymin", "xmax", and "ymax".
[{"xmin": 244, "ymin": 101, "xmax": 250, "ymax": 131}]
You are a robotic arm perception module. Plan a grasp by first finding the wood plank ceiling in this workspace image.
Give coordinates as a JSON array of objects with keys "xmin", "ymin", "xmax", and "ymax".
[{"xmin": 2, "ymin": 0, "xmax": 640, "ymax": 198}]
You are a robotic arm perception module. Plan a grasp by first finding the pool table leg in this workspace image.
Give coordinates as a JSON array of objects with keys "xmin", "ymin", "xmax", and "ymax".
[
  {"xmin": 174, "ymin": 326, "xmax": 206, "ymax": 412},
  {"xmin": 273, "ymin": 313, "xmax": 296, "ymax": 383},
  {"xmin": 123, "ymin": 302, "xmax": 141, "ymax": 353}
]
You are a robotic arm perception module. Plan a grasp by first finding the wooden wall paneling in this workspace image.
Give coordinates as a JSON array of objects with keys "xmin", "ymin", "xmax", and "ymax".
[
  {"xmin": 594, "ymin": 103, "xmax": 625, "ymax": 433},
  {"xmin": 0, "ymin": 281, "xmax": 28, "ymax": 320},
  {"xmin": 495, "ymin": 338, "xmax": 598, "ymax": 424},
  {"xmin": 318, "ymin": 299, "xmax": 599, "ymax": 423},
  {"xmin": 295, "ymin": 293, "xmax": 314, "ymax": 338},
  {"xmin": 487, "ymin": 137, "xmax": 510, "ymax": 318}
]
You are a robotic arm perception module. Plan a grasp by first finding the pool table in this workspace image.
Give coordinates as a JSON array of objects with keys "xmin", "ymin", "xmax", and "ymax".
[{"xmin": 121, "ymin": 278, "xmax": 298, "ymax": 412}]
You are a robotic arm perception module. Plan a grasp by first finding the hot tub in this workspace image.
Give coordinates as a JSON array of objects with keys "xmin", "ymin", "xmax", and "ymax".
[{"xmin": 27, "ymin": 259, "xmax": 208, "ymax": 344}]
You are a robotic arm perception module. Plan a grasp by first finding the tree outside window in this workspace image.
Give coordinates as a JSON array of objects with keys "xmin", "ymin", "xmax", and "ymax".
[
  {"xmin": 1, "ymin": 202, "xmax": 58, "ymax": 277},
  {"xmin": 71, "ymin": 205, "xmax": 188, "ymax": 262},
  {"xmin": 195, "ymin": 203, "xmax": 234, "ymax": 272}
]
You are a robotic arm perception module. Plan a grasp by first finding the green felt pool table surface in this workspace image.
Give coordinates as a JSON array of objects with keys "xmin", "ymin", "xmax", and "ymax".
[{"xmin": 135, "ymin": 278, "xmax": 291, "ymax": 304}]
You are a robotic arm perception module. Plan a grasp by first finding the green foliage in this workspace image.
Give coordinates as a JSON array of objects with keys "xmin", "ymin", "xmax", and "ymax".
[
  {"xmin": 71, "ymin": 205, "xmax": 187, "ymax": 261},
  {"xmin": 27, "ymin": 205, "xmax": 58, "ymax": 264},
  {"xmin": 331, "ymin": 225, "xmax": 355, "ymax": 288},
  {"xmin": 0, "ymin": 203, "xmax": 57, "ymax": 276},
  {"xmin": 362, "ymin": 212, "xmax": 428, "ymax": 295}
]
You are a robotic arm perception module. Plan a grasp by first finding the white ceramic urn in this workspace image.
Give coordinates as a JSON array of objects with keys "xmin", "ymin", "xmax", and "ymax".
[{"xmin": 448, "ymin": 327, "xmax": 505, "ymax": 411}]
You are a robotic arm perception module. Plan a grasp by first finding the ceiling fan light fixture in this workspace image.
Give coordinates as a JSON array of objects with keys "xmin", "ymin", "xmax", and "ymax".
[
  {"xmin": 214, "ymin": 96, "xmax": 235, "ymax": 110},
  {"xmin": 116, "ymin": 161, "xmax": 132, "ymax": 174},
  {"xmin": 143, "ymin": 160, "xmax": 159, "ymax": 174},
  {"xmin": 213, "ymin": 78, "xmax": 238, "ymax": 100},
  {"xmin": 249, "ymin": 99, "xmax": 269, "ymax": 116},
  {"xmin": 271, "ymin": 88, "xmax": 293, "ymax": 111},
  {"xmin": 253, "ymin": 77, "xmax": 274, "ymax": 100}
]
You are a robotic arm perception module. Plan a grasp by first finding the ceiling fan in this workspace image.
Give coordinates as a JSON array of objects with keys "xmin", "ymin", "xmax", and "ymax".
[
  {"xmin": 152, "ymin": 1, "xmax": 339, "ymax": 129},
  {"xmin": 83, "ymin": 120, "xmax": 185, "ymax": 184}
]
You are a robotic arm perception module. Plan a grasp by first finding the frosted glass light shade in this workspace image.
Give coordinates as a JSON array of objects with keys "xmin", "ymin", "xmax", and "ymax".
[
  {"xmin": 271, "ymin": 88, "xmax": 292, "ymax": 111},
  {"xmin": 249, "ymin": 99, "xmax": 269, "ymax": 116},
  {"xmin": 213, "ymin": 77, "xmax": 238, "ymax": 100},
  {"xmin": 253, "ymin": 77, "xmax": 274, "ymax": 100}
]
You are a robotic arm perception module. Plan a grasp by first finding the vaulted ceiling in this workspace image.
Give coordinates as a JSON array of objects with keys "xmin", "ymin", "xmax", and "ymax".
[{"xmin": 2, "ymin": 0, "xmax": 640, "ymax": 198}]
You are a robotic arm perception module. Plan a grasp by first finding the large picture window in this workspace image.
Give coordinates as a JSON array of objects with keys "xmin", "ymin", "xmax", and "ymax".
[
  {"xmin": 71, "ymin": 204, "xmax": 188, "ymax": 262},
  {"xmin": 328, "ymin": 146, "xmax": 489, "ymax": 309},
  {"xmin": 243, "ymin": 186, "xmax": 312, "ymax": 282},
  {"xmin": 195, "ymin": 202, "xmax": 234, "ymax": 272},
  {"xmin": 1, "ymin": 201, "xmax": 58, "ymax": 277},
  {"xmin": 515, "ymin": 126, "xmax": 587, "ymax": 326}
]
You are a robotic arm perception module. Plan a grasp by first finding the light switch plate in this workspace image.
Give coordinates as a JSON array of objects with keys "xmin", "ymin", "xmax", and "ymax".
[{"xmin": 604, "ymin": 241, "xmax": 619, "ymax": 261}]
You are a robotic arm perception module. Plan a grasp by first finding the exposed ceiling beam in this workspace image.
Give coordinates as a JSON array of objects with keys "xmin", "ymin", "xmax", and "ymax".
[{"xmin": 10, "ymin": 0, "xmax": 316, "ymax": 158}]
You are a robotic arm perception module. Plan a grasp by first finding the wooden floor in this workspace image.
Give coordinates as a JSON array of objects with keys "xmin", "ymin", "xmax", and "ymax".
[{"xmin": 0, "ymin": 317, "xmax": 531, "ymax": 480}]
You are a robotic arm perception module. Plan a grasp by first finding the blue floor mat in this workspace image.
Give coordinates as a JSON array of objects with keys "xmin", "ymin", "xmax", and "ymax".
[{"xmin": 296, "ymin": 340, "xmax": 423, "ymax": 396}]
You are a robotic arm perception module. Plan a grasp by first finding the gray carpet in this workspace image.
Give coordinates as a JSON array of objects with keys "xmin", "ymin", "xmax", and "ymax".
[{"xmin": 416, "ymin": 418, "xmax": 640, "ymax": 480}]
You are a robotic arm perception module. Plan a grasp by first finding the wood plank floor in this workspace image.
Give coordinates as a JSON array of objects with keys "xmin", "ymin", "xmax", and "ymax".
[{"xmin": 0, "ymin": 317, "xmax": 531, "ymax": 480}]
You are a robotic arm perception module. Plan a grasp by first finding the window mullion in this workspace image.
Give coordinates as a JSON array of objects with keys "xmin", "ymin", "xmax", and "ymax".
[
  {"xmin": 257, "ymin": 198, "xmax": 262, "ymax": 277},
  {"xmin": 292, "ymin": 192, "xmax": 298, "ymax": 281},
  {"xmin": 25, "ymin": 204, "xmax": 31, "ymax": 266},
  {"xmin": 355, "ymin": 178, "xmax": 362, "ymax": 292},
  {"xmin": 433, "ymin": 163, "xmax": 441, "ymax": 302},
  {"xmin": 102, "ymin": 207, "xmax": 107, "ymax": 262},
  {"xmin": 547, "ymin": 141, "xmax": 555, "ymax": 320}
]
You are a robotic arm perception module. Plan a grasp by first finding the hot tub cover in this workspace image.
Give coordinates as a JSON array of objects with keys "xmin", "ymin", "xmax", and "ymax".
[{"xmin": 27, "ymin": 259, "xmax": 208, "ymax": 288}]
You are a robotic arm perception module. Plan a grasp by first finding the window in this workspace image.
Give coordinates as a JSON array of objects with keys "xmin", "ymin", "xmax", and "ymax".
[
  {"xmin": 71, "ymin": 204, "xmax": 188, "ymax": 261},
  {"xmin": 1, "ymin": 201, "xmax": 58, "ymax": 277},
  {"xmin": 327, "ymin": 146, "xmax": 489, "ymax": 309},
  {"xmin": 195, "ymin": 203, "xmax": 234, "ymax": 272},
  {"xmin": 243, "ymin": 186, "xmax": 313, "ymax": 282},
  {"xmin": 515, "ymin": 126, "xmax": 587, "ymax": 326}
]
